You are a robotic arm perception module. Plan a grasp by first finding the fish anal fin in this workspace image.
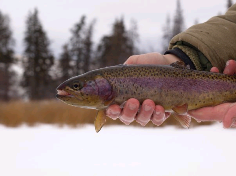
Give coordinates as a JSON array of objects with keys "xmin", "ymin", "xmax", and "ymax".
[
  {"xmin": 170, "ymin": 61, "xmax": 190, "ymax": 69},
  {"xmin": 172, "ymin": 103, "xmax": 188, "ymax": 115},
  {"xmin": 94, "ymin": 110, "xmax": 106, "ymax": 133},
  {"xmin": 173, "ymin": 113, "xmax": 191, "ymax": 129}
]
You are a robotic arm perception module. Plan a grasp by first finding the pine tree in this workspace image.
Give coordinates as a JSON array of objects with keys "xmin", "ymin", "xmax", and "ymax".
[
  {"xmin": 97, "ymin": 18, "xmax": 137, "ymax": 67},
  {"xmin": 0, "ymin": 11, "xmax": 15, "ymax": 101},
  {"xmin": 162, "ymin": 14, "xmax": 172, "ymax": 54},
  {"xmin": 172, "ymin": 0, "xmax": 185, "ymax": 38},
  {"xmin": 58, "ymin": 44, "xmax": 74, "ymax": 81},
  {"xmin": 83, "ymin": 20, "xmax": 96, "ymax": 73},
  {"xmin": 70, "ymin": 16, "xmax": 86, "ymax": 75},
  {"xmin": 96, "ymin": 35, "xmax": 112, "ymax": 67},
  {"xmin": 127, "ymin": 19, "xmax": 139, "ymax": 54},
  {"xmin": 22, "ymin": 9, "xmax": 54, "ymax": 100},
  {"xmin": 227, "ymin": 0, "xmax": 233, "ymax": 9}
]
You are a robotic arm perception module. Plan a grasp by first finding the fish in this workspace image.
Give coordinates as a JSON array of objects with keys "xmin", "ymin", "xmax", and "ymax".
[{"xmin": 56, "ymin": 61, "xmax": 236, "ymax": 132}]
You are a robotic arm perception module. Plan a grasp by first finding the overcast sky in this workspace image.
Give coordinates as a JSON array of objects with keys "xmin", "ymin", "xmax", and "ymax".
[{"xmin": 0, "ymin": 0, "xmax": 234, "ymax": 58}]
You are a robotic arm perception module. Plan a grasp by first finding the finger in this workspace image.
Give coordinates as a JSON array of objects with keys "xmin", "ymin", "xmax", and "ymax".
[
  {"xmin": 230, "ymin": 120, "xmax": 236, "ymax": 128},
  {"xmin": 159, "ymin": 112, "xmax": 171, "ymax": 126},
  {"xmin": 188, "ymin": 103, "xmax": 231, "ymax": 122},
  {"xmin": 136, "ymin": 99, "xmax": 155, "ymax": 126},
  {"xmin": 210, "ymin": 67, "xmax": 219, "ymax": 73},
  {"xmin": 124, "ymin": 55, "xmax": 140, "ymax": 65},
  {"xmin": 124, "ymin": 53, "xmax": 167, "ymax": 65},
  {"xmin": 223, "ymin": 103, "xmax": 236, "ymax": 128},
  {"xmin": 151, "ymin": 105, "xmax": 166, "ymax": 126},
  {"xmin": 223, "ymin": 60, "xmax": 236, "ymax": 75},
  {"xmin": 120, "ymin": 98, "xmax": 140, "ymax": 125},
  {"xmin": 106, "ymin": 104, "xmax": 121, "ymax": 120}
]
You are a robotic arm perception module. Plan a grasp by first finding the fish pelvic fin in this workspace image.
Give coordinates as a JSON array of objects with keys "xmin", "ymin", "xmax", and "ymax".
[
  {"xmin": 172, "ymin": 103, "xmax": 188, "ymax": 115},
  {"xmin": 94, "ymin": 109, "xmax": 107, "ymax": 133},
  {"xmin": 173, "ymin": 113, "xmax": 191, "ymax": 129}
]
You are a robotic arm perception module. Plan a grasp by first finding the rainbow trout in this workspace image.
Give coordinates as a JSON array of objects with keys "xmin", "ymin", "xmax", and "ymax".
[{"xmin": 56, "ymin": 61, "xmax": 236, "ymax": 132}]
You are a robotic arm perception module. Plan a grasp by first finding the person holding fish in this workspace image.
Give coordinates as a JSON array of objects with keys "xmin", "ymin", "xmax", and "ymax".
[
  {"xmin": 57, "ymin": 4, "xmax": 236, "ymax": 132},
  {"xmin": 106, "ymin": 4, "xmax": 236, "ymax": 129}
]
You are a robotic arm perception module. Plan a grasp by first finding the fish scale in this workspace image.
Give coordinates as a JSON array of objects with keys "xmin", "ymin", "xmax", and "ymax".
[
  {"xmin": 56, "ymin": 62, "xmax": 236, "ymax": 132},
  {"xmin": 99, "ymin": 64, "xmax": 236, "ymax": 110}
]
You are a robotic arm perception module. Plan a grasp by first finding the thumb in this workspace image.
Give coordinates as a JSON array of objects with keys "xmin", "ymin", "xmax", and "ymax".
[
  {"xmin": 188, "ymin": 103, "xmax": 231, "ymax": 122},
  {"xmin": 124, "ymin": 53, "xmax": 166, "ymax": 65},
  {"xmin": 223, "ymin": 103, "xmax": 236, "ymax": 128}
]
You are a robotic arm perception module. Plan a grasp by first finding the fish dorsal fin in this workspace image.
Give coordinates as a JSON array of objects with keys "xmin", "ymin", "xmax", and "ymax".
[
  {"xmin": 170, "ymin": 61, "xmax": 190, "ymax": 69},
  {"xmin": 173, "ymin": 113, "xmax": 191, "ymax": 129},
  {"xmin": 172, "ymin": 104, "xmax": 188, "ymax": 115},
  {"xmin": 94, "ymin": 110, "xmax": 106, "ymax": 133}
]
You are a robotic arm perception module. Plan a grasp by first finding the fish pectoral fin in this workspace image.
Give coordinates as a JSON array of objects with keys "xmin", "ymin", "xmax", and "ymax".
[
  {"xmin": 94, "ymin": 109, "xmax": 107, "ymax": 133},
  {"xmin": 170, "ymin": 61, "xmax": 190, "ymax": 69},
  {"xmin": 173, "ymin": 113, "xmax": 191, "ymax": 129},
  {"xmin": 104, "ymin": 97, "xmax": 115, "ymax": 107},
  {"xmin": 172, "ymin": 103, "xmax": 188, "ymax": 115}
]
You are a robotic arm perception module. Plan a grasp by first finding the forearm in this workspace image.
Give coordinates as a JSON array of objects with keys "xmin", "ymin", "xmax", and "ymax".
[{"xmin": 168, "ymin": 4, "xmax": 236, "ymax": 72}]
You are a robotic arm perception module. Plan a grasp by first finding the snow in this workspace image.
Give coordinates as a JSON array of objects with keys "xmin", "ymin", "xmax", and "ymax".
[{"xmin": 0, "ymin": 124, "xmax": 235, "ymax": 176}]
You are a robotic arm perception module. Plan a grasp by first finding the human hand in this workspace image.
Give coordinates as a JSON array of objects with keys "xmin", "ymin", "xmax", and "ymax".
[
  {"xmin": 189, "ymin": 60, "xmax": 236, "ymax": 128},
  {"xmin": 106, "ymin": 53, "xmax": 180, "ymax": 126},
  {"xmin": 107, "ymin": 53, "xmax": 236, "ymax": 128}
]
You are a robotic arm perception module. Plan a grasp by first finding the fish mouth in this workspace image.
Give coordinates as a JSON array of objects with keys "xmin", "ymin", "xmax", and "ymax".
[
  {"xmin": 56, "ymin": 90, "xmax": 74, "ymax": 98},
  {"xmin": 56, "ymin": 89, "xmax": 84, "ymax": 102}
]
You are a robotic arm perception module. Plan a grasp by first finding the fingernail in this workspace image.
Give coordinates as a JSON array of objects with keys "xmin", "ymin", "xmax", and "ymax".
[
  {"xmin": 120, "ymin": 118, "xmax": 132, "ymax": 125},
  {"xmin": 226, "ymin": 60, "xmax": 230, "ymax": 66},
  {"xmin": 128, "ymin": 103, "xmax": 137, "ymax": 110},
  {"xmin": 144, "ymin": 104, "xmax": 152, "ymax": 111},
  {"xmin": 136, "ymin": 119, "xmax": 148, "ymax": 126},
  {"xmin": 155, "ymin": 111, "xmax": 161, "ymax": 115},
  {"xmin": 109, "ymin": 116, "xmax": 118, "ymax": 120},
  {"xmin": 230, "ymin": 118, "xmax": 236, "ymax": 128},
  {"xmin": 107, "ymin": 109, "xmax": 119, "ymax": 116},
  {"xmin": 111, "ymin": 111, "xmax": 119, "ymax": 116}
]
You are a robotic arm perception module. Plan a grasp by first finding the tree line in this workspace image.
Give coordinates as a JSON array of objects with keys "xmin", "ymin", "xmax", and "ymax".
[{"xmin": 0, "ymin": 0, "xmax": 233, "ymax": 101}]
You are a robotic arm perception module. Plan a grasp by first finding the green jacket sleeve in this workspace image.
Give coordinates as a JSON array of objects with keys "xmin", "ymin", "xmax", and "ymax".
[{"xmin": 169, "ymin": 4, "xmax": 236, "ymax": 72}]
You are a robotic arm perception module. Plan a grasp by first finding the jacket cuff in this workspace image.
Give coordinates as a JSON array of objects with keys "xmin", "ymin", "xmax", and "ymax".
[
  {"xmin": 168, "ymin": 41, "xmax": 213, "ymax": 71},
  {"xmin": 164, "ymin": 48, "xmax": 196, "ymax": 70}
]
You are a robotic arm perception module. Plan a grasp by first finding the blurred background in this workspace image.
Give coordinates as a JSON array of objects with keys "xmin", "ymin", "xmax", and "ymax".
[
  {"xmin": 0, "ymin": 0, "xmax": 236, "ymax": 176},
  {"xmin": 0, "ymin": 0, "xmax": 234, "ymax": 126}
]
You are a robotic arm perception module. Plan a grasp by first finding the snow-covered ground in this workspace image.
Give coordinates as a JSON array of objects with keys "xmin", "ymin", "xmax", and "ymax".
[{"xmin": 0, "ymin": 123, "xmax": 235, "ymax": 176}]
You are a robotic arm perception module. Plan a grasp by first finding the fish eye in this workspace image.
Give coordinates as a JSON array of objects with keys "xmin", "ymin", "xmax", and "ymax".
[
  {"xmin": 73, "ymin": 83, "xmax": 79, "ymax": 89},
  {"xmin": 73, "ymin": 82, "xmax": 83, "ymax": 90}
]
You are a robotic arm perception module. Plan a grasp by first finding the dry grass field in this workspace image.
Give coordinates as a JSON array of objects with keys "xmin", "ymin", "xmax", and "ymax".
[
  {"xmin": 0, "ymin": 100, "xmax": 213, "ymax": 128},
  {"xmin": 0, "ymin": 100, "xmax": 130, "ymax": 128}
]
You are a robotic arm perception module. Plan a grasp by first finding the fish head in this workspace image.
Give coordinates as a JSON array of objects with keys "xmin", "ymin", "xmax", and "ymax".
[{"xmin": 56, "ymin": 74, "xmax": 114, "ymax": 109}]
